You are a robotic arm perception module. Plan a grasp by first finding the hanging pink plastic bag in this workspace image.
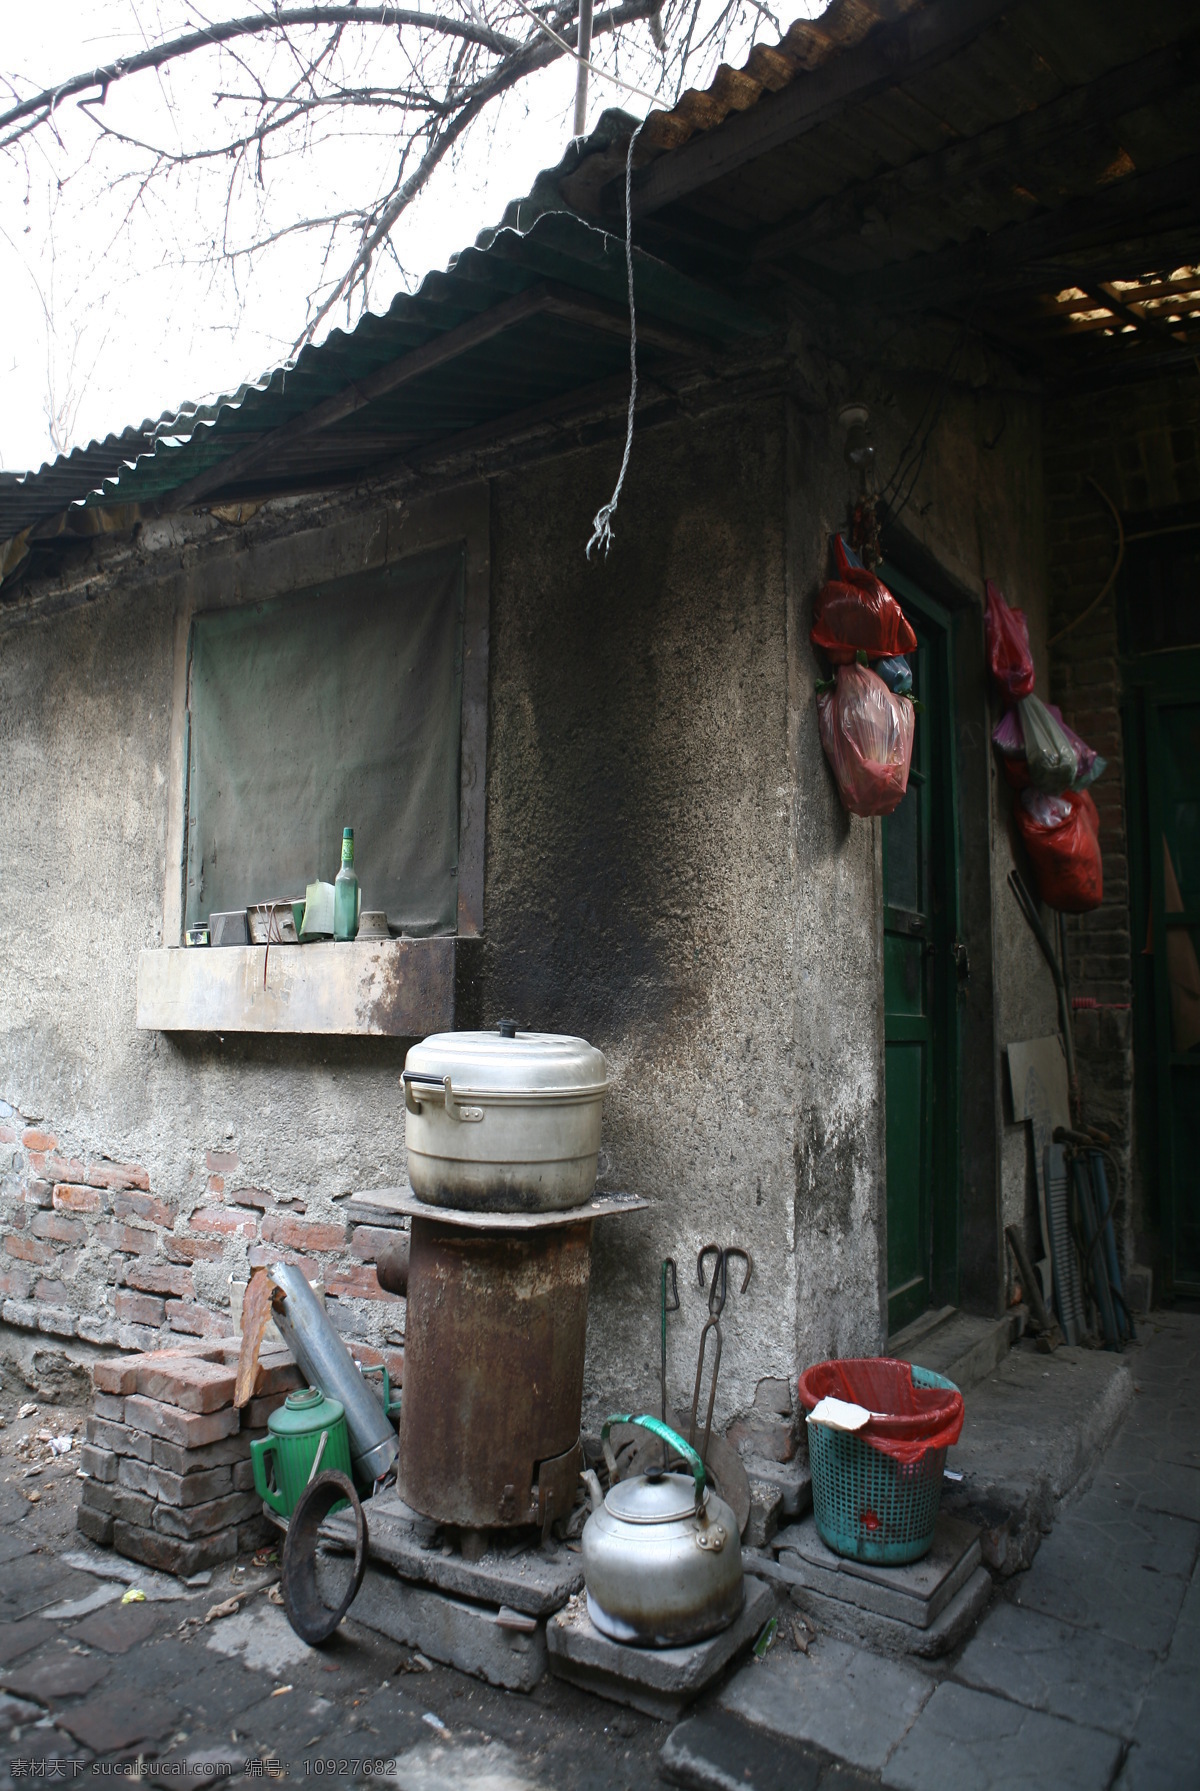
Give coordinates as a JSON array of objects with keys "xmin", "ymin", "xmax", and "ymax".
[
  {"xmin": 1047, "ymin": 704, "xmax": 1106, "ymax": 789},
  {"xmin": 1018, "ymin": 694, "xmax": 1078, "ymax": 791},
  {"xmin": 985, "ymin": 578, "xmax": 1035, "ymax": 700},
  {"xmin": 818, "ymin": 663, "xmax": 914, "ymax": 817},
  {"xmin": 811, "ymin": 537, "xmax": 918, "ymax": 663},
  {"xmin": 1017, "ymin": 787, "xmax": 1103, "ymax": 912}
]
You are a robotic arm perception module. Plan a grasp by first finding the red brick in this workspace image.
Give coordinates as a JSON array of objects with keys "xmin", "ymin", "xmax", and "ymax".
[
  {"xmin": 124, "ymin": 1394, "xmax": 240, "ymax": 1447},
  {"xmin": 112, "ymin": 1519, "xmax": 236, "ymax": 1576},
  {"xmin": 207, "ymin": 1175, "xmax": 225, "ymax": 1196},
  {"xmin": 190, "ymin": 1206, "xmax": 254, "ymax": 1238},
  {"xmin": 246, "ymin": 1244, "xmax": 319, "ymax": 1273},
  {"xmin": 241, "ymin": 1391, "xmax": 288, "ymax": 1428},
  {"xmin": 112, "ymin": 1191, "xmax": 174, "ymax": 1226},
  {"xmin": 124, "ymin": 1262, "xmax": 194, "ymax": 1298},
  {"xmin": 350, "ymin": 1225, "xmax": 398, "ymax": 1261},
  {"xmin": 0, "ymin": 1125, "xmax": 18, "ymax": 1145},
  {"xmin": 114, "ymin": 1290, "xmax": 165, "ymax": 1327},
  {"xmin": 206, "ymin": 1150, "xmax": 239, "ymax": 1174},
  {"xmin": 86, "ymin": 1161, "xmax": 150, "ymax": 1192},
  {"xmin": 261, "ymin": 1212, "xmax": 346, "ymax": 1252},
  {"xmin": 0, "ymin": 1268, "xmax": 32, "ymax": 1300},
  {"xmin": 95, "ymin": 1220, "xmax": 158, "ymax": 1255},
  {"xmin": 93, "ymin": 1356, "xmax": 148, "ymax": 1397},
  {"xmin": 31, "ymin": 1211, "xmax": 86, "ymax": 1245},
  {"xmin": 166, "ymin": 1300, "xmax": 231, "ymax": 1338},
  {"xmin": 166, "ymin": 1235, "xmax": 226, "ymax": 1264},
  {"xmin": 3, "ymin": 1232, "xmax": 53, "ymax": 1265},
  {"xmin": 22, "ymin": 1179, "xmax": 53, "ymax": 1209},
  {"xmin": 228, "ymin": 1186, "xmax": 273, "ymax": 1209},
  {"xmin": 325, "ymin": 1264, "xmax": 398, "ymax": 1302},
  {"xmin": 53, "ymin": 1183, "xmax": 102, "ymax": 1214},
  {"xmin": 135, "ymin": 1356, "xmax": 236, "ymax": 1413},
  {"xmin": 34, "ymin": 1277, "xmax": 69, "ymax": 1304},
  {"xmin": 44, "ymin": 1154, "xmax": 86, "ymax": 1183},
  {"xmin": 250, "ymin": 1354, "xmax": 303, "ymax": 1396},
  {"xmin": 21, "ymin": 1129, "xmax": 56, "ymax": 1152}
]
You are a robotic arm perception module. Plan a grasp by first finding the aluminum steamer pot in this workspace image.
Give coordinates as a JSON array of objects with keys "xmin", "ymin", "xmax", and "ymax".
[
  {"xmin": 581, "ymin": 1415, "xmax": 744, "ymax": 1647},
  {"xmin": 401, "ymin": 1022, "xmax": 608, "ymax": 1212}
]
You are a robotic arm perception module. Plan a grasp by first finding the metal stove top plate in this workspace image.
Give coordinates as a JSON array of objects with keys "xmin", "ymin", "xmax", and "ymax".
[{"xmin": 346, "ymin": 1186, "xmax": 649, "ymax": 1229}]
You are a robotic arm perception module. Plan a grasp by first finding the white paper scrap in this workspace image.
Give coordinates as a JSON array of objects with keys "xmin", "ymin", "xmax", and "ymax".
[{"xmin": 807, "ymin": 1396, "xmax": 872, "ymax": 1431}]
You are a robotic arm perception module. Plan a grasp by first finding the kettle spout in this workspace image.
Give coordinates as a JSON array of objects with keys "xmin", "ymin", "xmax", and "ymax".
[{"xmin": 580, "ymin": 1468, "xmax": 604, "ymax": 1513}]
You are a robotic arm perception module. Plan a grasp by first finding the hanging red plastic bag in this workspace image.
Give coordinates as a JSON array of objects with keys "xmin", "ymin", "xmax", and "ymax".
[
  {"xmin": 985, "ymin": 578, "xmax": 1035, "ymax": 700},
  {"xmin": 1018, "ymin": 694, "xmax": 1078, "ymax": 791},
  {"xmin": 1017, "ymin": 787, "xmax": 1103, "ymax": 912},
  {"xmin": 811, "ymin": 537, "xmax": 918, "ymax": 663},
  {"xmin": 818, "ymin": 663, "xmax": 914, "ymax": 817}
]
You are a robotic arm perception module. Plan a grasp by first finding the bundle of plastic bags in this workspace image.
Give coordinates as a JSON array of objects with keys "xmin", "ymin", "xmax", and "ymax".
[
  {"xmin": 1016, "ymin": 787, "xmax": 1104, "ymax": 912},
  {"xmin": 818, "ymin": 663, "xmax": 915, "ymax": 817},
  {"xmin": 992, "ymin": 700, "xmax": 1106, "ymax": 792},
  {"xmin": 811, "ymin": 536, "xmax": 918, "ymax": 664}
]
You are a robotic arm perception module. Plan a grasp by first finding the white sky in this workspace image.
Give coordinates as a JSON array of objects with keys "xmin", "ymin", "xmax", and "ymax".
[{"xmin": 1, "ymin": 2, "xmax": 821, "ymax": 476}]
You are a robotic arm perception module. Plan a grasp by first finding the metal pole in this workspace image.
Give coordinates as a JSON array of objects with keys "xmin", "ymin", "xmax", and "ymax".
[{"xmin": 573, "ymin": 0, "xmax": 594, "ymax": 137}]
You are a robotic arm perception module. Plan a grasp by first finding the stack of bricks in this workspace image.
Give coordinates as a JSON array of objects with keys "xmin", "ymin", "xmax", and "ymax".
[{"xmin": 77, "ymin": 1340, "xmax": 303, "ymax": 1576}]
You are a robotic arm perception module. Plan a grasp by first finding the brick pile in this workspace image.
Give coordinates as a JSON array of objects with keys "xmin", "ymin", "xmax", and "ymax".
[{"xmin": 77, "ymin": 1340, "xmax": 303, "ymax": 1576}]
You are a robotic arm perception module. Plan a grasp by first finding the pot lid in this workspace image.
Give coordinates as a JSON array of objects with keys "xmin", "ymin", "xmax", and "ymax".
[
  {"xmin": 604, "ymin": 1471, "xmax": 701, "ymax": 1524},
  {"xmin": 405, "ymin": 1025, "xmax": 607, "ymax": 1096}
]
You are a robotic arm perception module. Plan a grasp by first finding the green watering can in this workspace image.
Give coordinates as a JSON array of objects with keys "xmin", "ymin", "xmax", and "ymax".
[{"xmin": 251, "ymin": 1387, "xmax": 353, "ymax": 1518}]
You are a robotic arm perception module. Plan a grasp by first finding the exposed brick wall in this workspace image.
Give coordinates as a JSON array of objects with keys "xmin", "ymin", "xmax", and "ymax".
[
  {"xmin": 0, "ymin": 1098, "xmax": 403, "ymax": 1368},
  {"xmin": 1044, "ymin": 371, "xmax": 1200, "ymax": 1265}
]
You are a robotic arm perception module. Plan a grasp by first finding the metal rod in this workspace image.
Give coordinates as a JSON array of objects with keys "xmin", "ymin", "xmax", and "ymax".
[{"xmin": 573, "ymin": 0, "xmax": 594, "ymax": 137}]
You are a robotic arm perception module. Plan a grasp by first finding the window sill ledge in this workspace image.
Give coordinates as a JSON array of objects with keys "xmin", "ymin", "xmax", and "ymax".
[{"xmin": 136, "ymin": 937, "xmax": 456, "ymax": 1036}]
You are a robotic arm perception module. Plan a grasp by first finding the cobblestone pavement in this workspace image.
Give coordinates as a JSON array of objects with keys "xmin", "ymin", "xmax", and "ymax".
[
  {"xmin": 0, "ymin": 1397, "xmax": 661, "ymax": 1791},
  {"xmin": 2, "ymin": 1311, "xmax": 1197, "ymax": 1790},
  {"xmin": 664, "ymin": 1309, "xmax": 1200, "ymax": 1790}
]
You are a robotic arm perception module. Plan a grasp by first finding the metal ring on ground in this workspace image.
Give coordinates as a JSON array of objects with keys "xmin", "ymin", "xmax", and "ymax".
[{"xmin": 281, "ymin": 1469, "xmax": 368, "ymax": 1646}]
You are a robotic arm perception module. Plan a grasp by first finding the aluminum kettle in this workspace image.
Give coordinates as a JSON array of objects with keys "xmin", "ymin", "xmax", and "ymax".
[{"xmin": 581, "ymin": 1414, "xmax": 744, "ymax": 1647}]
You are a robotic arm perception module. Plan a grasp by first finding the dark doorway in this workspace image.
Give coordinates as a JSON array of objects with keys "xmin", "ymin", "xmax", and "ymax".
[{"xmin": 881, "ymin": 568, "xmax": 962, "ymax": 1336}]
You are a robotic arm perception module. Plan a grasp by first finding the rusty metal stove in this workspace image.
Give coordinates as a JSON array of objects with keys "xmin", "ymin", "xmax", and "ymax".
[{"xmin": 377, "ymin": 1189, "xmax": 645, "ymax": 1535}]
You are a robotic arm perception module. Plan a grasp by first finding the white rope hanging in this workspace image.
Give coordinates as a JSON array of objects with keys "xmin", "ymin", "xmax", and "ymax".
[{"xmin": 586, "ymin": 118, "xmax": 646, "ymax": 561}]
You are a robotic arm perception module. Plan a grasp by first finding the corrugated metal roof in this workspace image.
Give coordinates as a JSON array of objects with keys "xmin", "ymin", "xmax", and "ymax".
[{"xmin": 6, "ymin": 0, "xmax": 1199, "ymax": 546}]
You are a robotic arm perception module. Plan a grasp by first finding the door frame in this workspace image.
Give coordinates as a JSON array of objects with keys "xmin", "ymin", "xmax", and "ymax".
[
  {"xmin": 1125, "ymin": 645, "xmax": 1200, "ymax": 1296},
  {"xmin": 880, "ymin": 564, "xmax": 963, "ymax": 1327}
]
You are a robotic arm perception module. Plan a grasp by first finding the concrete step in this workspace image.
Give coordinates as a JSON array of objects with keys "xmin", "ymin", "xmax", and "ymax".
[{"xmin": 891, "ymin": 1306, "xmax": 1015, "ymax": 1393}]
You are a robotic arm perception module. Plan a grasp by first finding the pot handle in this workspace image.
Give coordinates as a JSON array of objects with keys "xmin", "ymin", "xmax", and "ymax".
[
  {"xmin": 600, "ymin": 1413, "xmax": 706, "ymax": 1516},
  {"xmin": 400, "ymin": 1071, "xmax": 482, "ymax": 1122}
]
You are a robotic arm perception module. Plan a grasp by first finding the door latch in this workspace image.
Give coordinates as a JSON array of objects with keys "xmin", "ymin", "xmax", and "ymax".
[{"xmin": 951, "ymin": 940, "xmax": 970, "ymax": 986}]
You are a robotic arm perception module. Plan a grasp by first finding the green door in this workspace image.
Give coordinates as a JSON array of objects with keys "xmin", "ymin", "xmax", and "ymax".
[
  {"xmin": 881, "ymin": 571, "xmax": 961, "ymax": 1335},
  {"xmin": 1130, "ymin": 663, "xmax": 1200, "ymax": 1294}
]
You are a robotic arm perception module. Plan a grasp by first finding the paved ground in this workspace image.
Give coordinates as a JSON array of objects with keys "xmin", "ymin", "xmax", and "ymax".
[
  {"xmin": 1, "ymin": 1310, "xmax": 1197, "ymax": 1790},
  {"xmin": 664, "ymin": 1308, "xmax": 1200, "ymax": 1790}
]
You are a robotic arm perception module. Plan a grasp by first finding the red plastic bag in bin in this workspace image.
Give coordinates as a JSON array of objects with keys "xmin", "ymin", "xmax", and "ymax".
[
  {"xmin": 818, "ymin": 663, "xmax": 914, "ymax": 817},
  {"xmin": 811, "ymin": 536, "xmax": 918, "ymax": 663},
  {"xmin": 985, "ymin": 578, "xmax": 1035, "ymax": 700},
  {"xmin": 1016, "ymin": 787, "xmax": 1103, "ymax": 912},
  {"xmin": 798, "ymin": 1358, "xmax": 964, "ymax": 1468}
]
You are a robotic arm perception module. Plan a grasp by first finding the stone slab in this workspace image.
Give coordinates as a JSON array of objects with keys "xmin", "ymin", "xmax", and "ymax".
[
  {"xmin": 897, "ymin": 1310, "xmax": 1014, "ymax": 1395},
  {"xmin": 323, "ymin": 1489, "xmax": 582, "ymax": 1616},
  {"xmin": 938, "ymin": 1344, "xmax": 1133, "ymax": 1575},
  {"xmin": 1116, "ymin": 1657, "xmax": 1200, "ymax": 1789},
  {"xmin": 546, "ymin": 1575, "xmax": 774, "ymax": 1721},
  {"xmin": 55, "ymin": 1686, "xmax": 181, "ymax": 1752},
  {"xmin": 1, "ymin": 1654, "xmax": 112, "ymax": 1703},
  {"xmin": 0, "ymin": 1619, "xmax": 57, "ymax": 1666},
  {"xmin": 954, "ymin": 1598, "xmax": 1157, "ymax": 1740},
  {"xmin": 661, "ymin": 1706, "xmax": 878, "ymax": 1791},
  {"xmin": 718, "ymin": 1634, "xmax": 933, "ymax": 1774},
  {"xmin": 881, "ymin": 1681, "xmax": 1121, "ymax": 1791},
  {"xmin": 768, "ymin": 1560, "xmax": 993, "ymax": 1660},
  {"xmin": 769, "ymin": 1512, "xmax": 982, "ymax": 1628},
  {"xmin": 68, "ymin": 1600, "xmax": 171, "ymax": 1654},
  {"xmin": 350, "ymin": 1562, "xmax": 547, "ymax": 1693}
]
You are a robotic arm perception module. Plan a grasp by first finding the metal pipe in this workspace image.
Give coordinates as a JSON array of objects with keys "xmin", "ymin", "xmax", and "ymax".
[
  {"xmin": 270, "ymin": 1262, "xmax": 398, "ymax": 1484},
  {"xmin": 573, "ymin": 0, "xmax": 594, "ymax": 137}
]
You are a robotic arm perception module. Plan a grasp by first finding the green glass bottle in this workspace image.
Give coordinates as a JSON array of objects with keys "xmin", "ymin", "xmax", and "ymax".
[{"xmin": 333, "ymin": 826, "xmax": 359, "ymax": 941}]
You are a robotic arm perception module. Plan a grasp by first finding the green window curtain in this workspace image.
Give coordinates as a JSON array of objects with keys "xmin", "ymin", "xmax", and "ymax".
[{"xmin": 185, "ymin": 543, "xmax": 465, "ymax": 935}]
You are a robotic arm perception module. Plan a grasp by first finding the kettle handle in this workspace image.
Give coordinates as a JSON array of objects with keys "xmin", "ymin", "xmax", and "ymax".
[{"xmin": 600, "ymin": 1413, "xmax": 706, "ymax": 1516}]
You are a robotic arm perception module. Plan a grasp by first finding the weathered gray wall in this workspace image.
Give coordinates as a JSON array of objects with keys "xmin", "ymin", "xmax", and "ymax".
[{"xmin": 1, "ymin": 357, "xmax": 1051, "ymax": 1413}]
